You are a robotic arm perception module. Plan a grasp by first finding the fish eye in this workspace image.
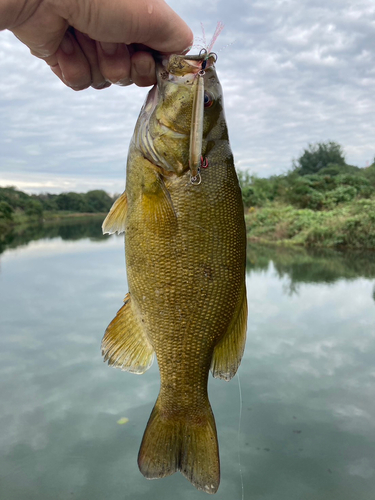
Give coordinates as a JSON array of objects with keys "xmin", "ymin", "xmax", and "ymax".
[{"xmin": 204, "ymin": 91, "xmax": 214, "ymax": 108}]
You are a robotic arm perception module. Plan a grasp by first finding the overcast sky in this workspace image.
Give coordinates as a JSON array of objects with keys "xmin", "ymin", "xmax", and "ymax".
[{"xmin": 0, "ymin": 0, "xmax": 374, "ymax": 194}]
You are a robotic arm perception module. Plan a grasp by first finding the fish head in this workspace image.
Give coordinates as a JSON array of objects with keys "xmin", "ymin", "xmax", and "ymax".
[{"xmin": 133, "ymin": 52, "xmax": 224, "ymax": 177}]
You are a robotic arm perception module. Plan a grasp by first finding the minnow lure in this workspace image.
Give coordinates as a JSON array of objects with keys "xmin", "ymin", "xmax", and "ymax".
[{"xmin": 189, "ymin": 22, "xmax": 224, "ymax": 184}]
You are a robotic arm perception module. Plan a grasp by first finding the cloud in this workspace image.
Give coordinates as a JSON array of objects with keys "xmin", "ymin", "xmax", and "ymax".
[{"xmin": 0, "ymin": 0, "xmax": 374, "ymax": 193}]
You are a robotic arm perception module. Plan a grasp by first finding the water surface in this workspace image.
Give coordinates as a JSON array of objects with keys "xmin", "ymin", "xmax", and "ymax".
[{"xmin": 1, "ymin": 223, "xmax": 374, "ymax": 500}]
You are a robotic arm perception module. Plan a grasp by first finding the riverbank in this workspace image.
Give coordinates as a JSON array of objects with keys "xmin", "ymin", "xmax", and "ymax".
[
  {"xmin": 0, "ymin": 212, "xmax": 106, "ymax": 245},
  {"xmin": 0, "ymin": 213, "xmax": 107, "ymax": 254},
  {"xmin": 3, "ymin": 201, "xmax": 375, "ymax": 251},
  {"xmin": 245, "ymin": 197, "xmax": 375, "ymax": 249},
  {"xmin": 1, "ymin": 211, "xmax": 105, "ymax": 233}
]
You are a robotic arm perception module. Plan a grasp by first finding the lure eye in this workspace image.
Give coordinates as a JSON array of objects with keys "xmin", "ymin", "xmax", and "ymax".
[{"xmin": 204, "ymin": 91, "xmax": 214, "ymax": 108}]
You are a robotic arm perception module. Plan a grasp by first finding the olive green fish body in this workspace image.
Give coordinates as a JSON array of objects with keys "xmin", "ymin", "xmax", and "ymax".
[{"xmin": 102, "ymin": 54, "xmax": 247, "ymax": 494}]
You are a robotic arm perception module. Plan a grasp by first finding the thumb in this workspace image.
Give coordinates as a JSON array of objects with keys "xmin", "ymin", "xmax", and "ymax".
[
  {"xmin": 58, "ymin": 0, "xmax": 193, "ymax": 54},
  {"xmin": 10, "ymin": 0, "xmax": 193, "ymax": 61}
]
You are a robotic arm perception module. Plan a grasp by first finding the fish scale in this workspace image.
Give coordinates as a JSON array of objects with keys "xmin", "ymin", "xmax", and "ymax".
[{"xmin": 102, "ymin": 52, "xmax": 247, "ymax": 494}]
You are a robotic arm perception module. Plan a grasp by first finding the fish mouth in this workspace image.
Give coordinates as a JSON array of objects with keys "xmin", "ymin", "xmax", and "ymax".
[
  {"xmin": 133, "ymin": 52, "xmax": 218, "ymax": 175},
  {"xmin": 156, "ymin": 52, "xmax": 217, "ymax": 78}
]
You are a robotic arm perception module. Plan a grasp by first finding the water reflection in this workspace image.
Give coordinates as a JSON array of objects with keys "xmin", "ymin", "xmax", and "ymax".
[
  {"xmin": 0, "ymin": 216, "xmax": 107, "ymax": 255},
  {"xmin": 0, "ymin": 224, "xmax": 375, "ymax": 500},
  {"xmin": 247, "ymin": 244, "xmax": 375, "ymax": 299}
]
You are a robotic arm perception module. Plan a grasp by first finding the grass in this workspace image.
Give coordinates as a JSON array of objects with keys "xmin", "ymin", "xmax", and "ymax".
[{"xmin": 245, "ymin": 197, "xmax": 375, "ymax": 249}]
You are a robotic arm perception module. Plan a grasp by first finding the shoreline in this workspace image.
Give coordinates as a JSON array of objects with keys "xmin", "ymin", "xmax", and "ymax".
[
  {"xmin": 0, "ymin": 212, "xmax": 105, "ymax": 237},
  {"xmin": 2, "ymin": 201, "xmax": 375, "ymax": 250},
  {"xmin": 245, "ymin": 198, "xmax": 375, "ymax": 249}
]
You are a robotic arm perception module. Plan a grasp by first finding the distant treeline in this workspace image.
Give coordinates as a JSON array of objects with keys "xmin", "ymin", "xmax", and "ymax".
[
  {"xmin": 239, "ymin": 141, "xmax": 375, "ymax": 210},
  {"xmin": 0, "ymin": 188, "xmax": 116, "ymax": 221},
  {"xmin": 1, "ymin": 141, "xmax": 375, "ymax": 228}
]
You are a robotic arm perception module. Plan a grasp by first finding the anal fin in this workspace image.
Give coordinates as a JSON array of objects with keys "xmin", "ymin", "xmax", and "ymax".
[
  {"xmin": 210, "ymin": 284, "xmax": 248, "ymax": 381},
  {"xmin": 102, "ymin": 191, "xmax": 128, "ymax": 235},
  {"xmin": 102, "ymin": 293, "xmax": 154, "ymax": 374}
]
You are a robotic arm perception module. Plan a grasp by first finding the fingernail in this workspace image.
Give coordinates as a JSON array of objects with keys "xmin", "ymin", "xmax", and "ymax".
[
  {"xmin": 182, "ymin": 43, "xmax": 193, "ymax": 55},
  {"xmin": 60, "ymin": 34, "xmax": 74, "ymax": 55},
  {"xmin": 92, "ymin": 81, "xmax": 112, "ymax": 90},
  {"xmin": 100, "ymin": 42, "xmax": 118, "ymax": 56},
  {"xmin": 115, "ymin": 77, "xmax": 133, "ymax": 87},
  {"xmin": 134, "ymin": 58, "xmax": 152, "ymax": 77}
]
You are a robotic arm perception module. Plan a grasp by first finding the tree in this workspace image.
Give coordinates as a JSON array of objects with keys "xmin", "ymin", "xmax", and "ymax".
[
  {"xmin": 25, "ymin": 200, "xmax": 43, "ymax": 218},
  {"xmin": 84, "ymin": 190, "xmax": 114, "ymax": 213},
  {"xmin": 56, "ymin": 192, "xmax": 87, "ymax": 212},
  {"xmin": 0, "ymin": 186, "xmax": 30, "ymax": 210},
  {"xmin": 295, "ymin": 141, "xmax": 346, "ymax": 176},
  {"xmin": 0, "ymin": 201, "xmax": 14, "ymax": 220}
]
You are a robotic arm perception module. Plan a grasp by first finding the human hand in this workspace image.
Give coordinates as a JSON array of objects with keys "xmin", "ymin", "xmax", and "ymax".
[{"xmin": 3, "ymin": 0, "xmax": 193, "ymax": 90}]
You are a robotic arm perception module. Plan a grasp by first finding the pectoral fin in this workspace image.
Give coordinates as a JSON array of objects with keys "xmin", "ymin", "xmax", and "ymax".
[
  {"xmin": 210, "ymin": 285, "xmax": 248, "ymax": 381},
  {"xmin": 102, "ymin": 191, "xmax": 128, "ymax": 235},
  {"xmin": 102, "ymin": 293, "xmax": 154, "ymax": 374},
  {"xmin": 140, "ymin": 172, "xmax": 177, "ymax": 233}
]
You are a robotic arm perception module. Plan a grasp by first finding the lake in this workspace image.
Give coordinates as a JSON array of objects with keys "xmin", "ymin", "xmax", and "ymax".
[{"xmin": 1, "ymin": 220, "xmax": 375, "ymax": 500}]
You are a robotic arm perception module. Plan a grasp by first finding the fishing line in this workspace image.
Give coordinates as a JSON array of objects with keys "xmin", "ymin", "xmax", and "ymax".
[{"xmin": 237, "ymin": 371, "xmax": 244, "ymax": 500}]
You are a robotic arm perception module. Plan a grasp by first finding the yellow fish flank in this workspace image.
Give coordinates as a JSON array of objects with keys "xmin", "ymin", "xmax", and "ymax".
[{"xmin": 102, "ymin": 53, "xmax": 247, "ymax": 494}]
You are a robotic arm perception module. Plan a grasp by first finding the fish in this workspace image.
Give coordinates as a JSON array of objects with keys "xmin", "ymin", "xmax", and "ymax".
[{"xmin": 101, "ymin": 51, "xmax": 247, "ymax": 494}]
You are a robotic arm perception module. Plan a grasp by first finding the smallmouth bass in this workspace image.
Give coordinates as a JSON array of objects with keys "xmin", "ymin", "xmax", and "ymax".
[{"xmin": 102, "ymin": 52, "xmax": 247, "ymax": 494}]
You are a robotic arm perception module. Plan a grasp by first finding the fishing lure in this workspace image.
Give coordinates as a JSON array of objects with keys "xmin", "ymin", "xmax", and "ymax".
[{"xmin": 189, "ymin": 23, "xmax": 224, "ymax": 185}]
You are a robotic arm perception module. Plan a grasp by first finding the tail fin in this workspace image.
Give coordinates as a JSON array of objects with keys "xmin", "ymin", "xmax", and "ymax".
[{"xmin": 138, "ymin": 398, "xmax": 220, "ymax": 494}]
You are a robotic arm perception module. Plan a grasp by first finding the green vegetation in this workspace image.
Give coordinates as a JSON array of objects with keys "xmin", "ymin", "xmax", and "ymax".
[
  {"xmin": 294, "ymin": 141, "xmax": 347, "ymax": 176},
  {"xmin": 0, "ymin": 186, "xmax": 114, "ymax": 216},
  {"xmin": 1, "ymin": 141, "xmax": 375, "ymax": 250},
  {"xmin": 0, "ymin": 186, "xmax": 114, "ymax": 224},
  {"xmin": 0, "ymin": 186, "xmax": 116, "ymax": 246},
  {"xmin": 240, "ymin": 141, "xmax": 375, "ymax": 249}
]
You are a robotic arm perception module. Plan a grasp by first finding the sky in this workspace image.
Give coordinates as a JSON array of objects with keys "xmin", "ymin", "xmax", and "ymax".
[{"xmin": 0, "ymin": 0, "xmax": 374, "ymax": 194}]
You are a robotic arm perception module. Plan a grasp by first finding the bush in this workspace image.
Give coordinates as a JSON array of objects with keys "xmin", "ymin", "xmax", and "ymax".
[
  {"xmin": 0, "ymin": 201, "xmax": 14, "ymax": 220},
  {"xmin": 285, "ymin": 177, "xmax": 324, "ymax": 209},
  {"xmin": 238, "ymin": 172, "xmax": 285, "ymax": 207},
  {"xmin": 318, "ymin": 163, "xmax": 361, "ymax": 177},
  {"xmin": 25, "ymin": 200, "xmax": 43, "ymax": 218},
  {"xmin": 323, "ymin": 186, "xmax": 357, "ymax": 208}
]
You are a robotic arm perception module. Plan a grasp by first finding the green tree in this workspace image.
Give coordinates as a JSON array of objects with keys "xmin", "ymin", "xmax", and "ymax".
[
  {"xmin": 56, "ymin": 192, "xmax": 87, "ymax": 212},
  {"xmin": 295, "ymin": 141, "xmax": 346, "ymax": 176},
  {"xmin": 35, "ymin": 193, "xmax": 58, "ymax": 211},
  {"xmin": 0, "ymin": 201, "xmax": 14, "ymax": 220},
  {"xmin": 0, "ymin": 186, "xmax": 30, "ymax": 210},
  {"xmin": 84, "ymin": 190, "xmax": 114, "ymax": 213},
  {"xmin": 25, "ymin": 199, "xmax": 43, "ymax": 218}
]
